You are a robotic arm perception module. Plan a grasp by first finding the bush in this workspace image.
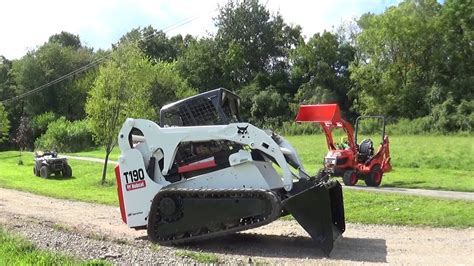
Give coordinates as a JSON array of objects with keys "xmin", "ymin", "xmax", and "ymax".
[
  {"xmin": 31, "ymin": 112, "xmax": 57, "ymax": 140},
  {"xmin": 431, "ymin": 98, "xmax": 473, "ymax": 133},
  {"xmin": 387, "ymin": 117, "xmax": 434, "ymax": 135},
  {"xmin": 34, "ymin": 118, "xmax": 93, "ymax": 152},
  {"xmin": 277, "ymin": 121, "xmax": 323, "ymax": 135}
]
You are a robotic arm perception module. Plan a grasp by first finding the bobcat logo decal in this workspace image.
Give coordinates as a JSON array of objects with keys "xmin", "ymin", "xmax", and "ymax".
[{"xmin": 237, "ymin": 125, "xmax": 249, "ymax": 135}]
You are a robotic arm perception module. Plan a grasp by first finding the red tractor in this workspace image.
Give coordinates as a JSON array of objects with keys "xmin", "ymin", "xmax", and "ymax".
[{"xmin": 296, "ymin": 104, "xmax": 391, "ymax": 187}]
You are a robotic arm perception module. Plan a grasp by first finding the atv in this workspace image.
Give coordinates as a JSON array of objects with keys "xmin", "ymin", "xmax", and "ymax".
[{"xmin": 33, "ymin": 151, "xmax": 72, "ymax": 178}]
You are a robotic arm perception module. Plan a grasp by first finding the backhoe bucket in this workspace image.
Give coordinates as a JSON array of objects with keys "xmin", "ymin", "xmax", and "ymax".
[{"xmin": 282, "ymin": 181, "xmax": 345, "ymax": 255}]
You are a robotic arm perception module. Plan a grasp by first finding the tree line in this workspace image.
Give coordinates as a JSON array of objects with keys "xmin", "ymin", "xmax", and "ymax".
[{"xmin": 0, "ymin": 0, "xmax": 472, "ymax": 151}]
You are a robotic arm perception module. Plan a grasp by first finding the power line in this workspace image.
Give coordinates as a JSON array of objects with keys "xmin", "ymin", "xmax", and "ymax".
[{"xmin": 1, "ymin": 14, "xmax": 202, "ymax": 105}]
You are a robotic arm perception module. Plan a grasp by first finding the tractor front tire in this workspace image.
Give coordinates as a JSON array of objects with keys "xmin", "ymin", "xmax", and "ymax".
[
  {"xmin": 40, "ymin": 166, "xmax": 51, "ymax": 178},
  {"xmin": 62, "ymin": 164, "xmax": 72, "ymax": 178},
  {"xmin": 365, "ymin": 164, "xmax": 383, "ymax": 187},
  {"xmin": 343, "ymin": 170, "xmax": 358, "ymax": 186}
]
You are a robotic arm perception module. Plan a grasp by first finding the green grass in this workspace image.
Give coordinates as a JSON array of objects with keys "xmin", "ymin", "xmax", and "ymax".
[
  {"xmin": 0, "ymin": 134, "xmax": 473, "ymax": 228},
  {"xmin": 342, "ymin": 190, "xmax": 473, "ymax": 228},
  {"xmin": 0, "ymin": 151, "xmax": 118, "ymax": 205},
  {"xmin": 175, "ymin": 250, "xmax": 220, "ymax": 263},
  {"xmin": 67, "ymin": 147, "xmax": 120, "ymax": 161},
  {"xmin": 0, "ymin": 226, "xmax": 107, "ymax": 265},
  {"xmin": 68, "ymin": 135, "xmax": 474, "ymax": 192},
  {"xmin": 280, "ymin": 189, "xmax": 474, "ymax": 228},
  {"xmin": 0, "ymin": 151, "xmax": 472, "ymax": 227},
  {"xmin": 285, "ymin": 135, "xmax": 474, "ymax": 192}
]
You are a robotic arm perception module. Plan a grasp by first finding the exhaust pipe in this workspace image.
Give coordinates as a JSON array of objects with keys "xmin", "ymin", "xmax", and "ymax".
[{"xmin": 282, "ymin": 180, "xmax": 345, "ymax": 256}]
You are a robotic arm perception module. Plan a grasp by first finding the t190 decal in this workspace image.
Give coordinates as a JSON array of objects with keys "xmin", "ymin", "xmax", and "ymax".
[{"xmin": 124, "ymin": 168, "xmax": 146, "ymax": 191}]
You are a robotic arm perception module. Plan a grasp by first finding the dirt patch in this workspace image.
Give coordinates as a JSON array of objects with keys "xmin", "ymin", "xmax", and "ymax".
[{"xmin": 0, "ymin": 187, "xmax": 473, "ymax": 264}]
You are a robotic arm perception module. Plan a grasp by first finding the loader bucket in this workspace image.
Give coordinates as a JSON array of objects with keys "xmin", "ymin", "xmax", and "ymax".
[{"xmin": 282, "ymin": 180, "xmax": 345, "ymax": 256}]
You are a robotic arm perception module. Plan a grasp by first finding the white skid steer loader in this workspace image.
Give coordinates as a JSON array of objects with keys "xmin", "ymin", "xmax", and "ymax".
[{"xmin": 115, "ymin": 88, "xmax": 345, "ymax": 255}]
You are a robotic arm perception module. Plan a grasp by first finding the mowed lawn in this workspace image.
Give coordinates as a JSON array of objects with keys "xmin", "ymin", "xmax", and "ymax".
[
  {"xmin": 286, "ymin": 135, "xmax": 473, "ymax": 192},
  {"xmin": 0, "ymin": 150, "xmax": 473, "ymax": 228},
  {"xmin": 70, "ymin": 135, "xmax": 474, "ymax": 192},
  {"xmin": 0, "ymin": 151, "xmax": 117, "ymax": 205},
  {"xmin": 0, "ymin": 226, "xmax": 107, "ymax": 265}
]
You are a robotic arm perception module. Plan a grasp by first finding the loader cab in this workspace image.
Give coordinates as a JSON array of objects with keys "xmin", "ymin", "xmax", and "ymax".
[{"xmin": 159, "ymin": 88, "xmax": 241, "ymax": 127}]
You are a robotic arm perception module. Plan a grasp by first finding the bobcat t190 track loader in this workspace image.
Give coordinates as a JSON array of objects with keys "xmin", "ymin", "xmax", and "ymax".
[{"xmin": 115, "ymin": 88, "xmax": 345, "ymax": 255}]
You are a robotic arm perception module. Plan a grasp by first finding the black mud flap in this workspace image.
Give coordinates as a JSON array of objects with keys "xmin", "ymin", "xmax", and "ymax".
[{"xmin": 282, "ymin": 180, "xmax": 345, "ymax": 256}]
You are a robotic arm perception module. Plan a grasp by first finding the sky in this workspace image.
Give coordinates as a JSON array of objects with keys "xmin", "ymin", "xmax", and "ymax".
[{"xmin": 0, "ymin": 0, "xmax": 402, "ymax": 59}]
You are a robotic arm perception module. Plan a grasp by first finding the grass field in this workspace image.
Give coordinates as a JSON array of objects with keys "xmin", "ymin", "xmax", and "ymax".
[
  {"xmin": 341, "ymin": 190, "xmax": 473, "ymax": 227},
  {"xmin": 285, "ymin": 135, "xmax": 473, "ymax": 192},
  {"xmin": 69, "ymin": 135, "xmax": 474, "ymax": 192},
  {"xmin": 0, "ymin": 226, "xmax": 106, "ymax": 265},
  {"xmin": 0, "ymin": 151, "xmax": 472, "ymax": 228},
  {"xmin": 0, "ymin": 151, "xmax": 117, "ymax": 205},
  {"xmin": 68, "ymin": 148, "xmax": 120, "ymax": 161}
]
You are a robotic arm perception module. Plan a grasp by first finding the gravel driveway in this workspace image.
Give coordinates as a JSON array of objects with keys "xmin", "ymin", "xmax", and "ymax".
[{"xmin": 0, "ymin": 187, "xmax": 472, "ymax": 264}]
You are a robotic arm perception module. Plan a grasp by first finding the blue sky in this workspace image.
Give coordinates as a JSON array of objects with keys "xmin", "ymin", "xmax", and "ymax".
[{"xmin": 0, "ymin": 0, "xmax": 403, "ymax": 59}]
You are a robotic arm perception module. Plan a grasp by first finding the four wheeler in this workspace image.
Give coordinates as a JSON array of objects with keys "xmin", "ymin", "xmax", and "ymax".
[
  {"xmin": 115, "ymin": 88, "xmax": 345, "ymax": 255},
  {"xmin": 295, "ymin": 104, "xmax": 391, "ymax": 187},
  {"xmin": 33, "ymin": 151, "xmax": 72, "ymax": 178}
]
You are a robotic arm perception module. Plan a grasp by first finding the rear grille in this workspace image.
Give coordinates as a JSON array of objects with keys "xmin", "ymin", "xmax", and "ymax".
[{"xmin": 179, "ymin": 98, "xmax": 219, "ymax": 126}]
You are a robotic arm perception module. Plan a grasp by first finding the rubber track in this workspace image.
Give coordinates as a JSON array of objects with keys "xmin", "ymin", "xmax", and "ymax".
[{"xmin": 147, "ymin": 188, "xmax": 281, "ymax": 245}]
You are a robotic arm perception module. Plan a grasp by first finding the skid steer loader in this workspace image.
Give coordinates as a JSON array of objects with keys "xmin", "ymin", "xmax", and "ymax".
[{"xmin": 115, "ymin": 88, "xmax": 345, "ymax": 255}]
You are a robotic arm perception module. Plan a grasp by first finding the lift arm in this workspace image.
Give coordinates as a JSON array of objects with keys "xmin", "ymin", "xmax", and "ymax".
[{"xmin": 118, "ymin": 118, "xmax": 295, "ymax": 191}]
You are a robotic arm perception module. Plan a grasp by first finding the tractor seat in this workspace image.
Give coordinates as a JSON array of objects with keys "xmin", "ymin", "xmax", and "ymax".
[{"xmin": 358, "ymin": 139, "xmax": 374, "ymax": 163}]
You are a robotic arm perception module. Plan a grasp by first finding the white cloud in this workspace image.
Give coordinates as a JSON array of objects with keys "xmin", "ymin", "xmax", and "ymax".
[{"xmin": 0, "ymin": 0, "xmax": 398, "ymax": 59}]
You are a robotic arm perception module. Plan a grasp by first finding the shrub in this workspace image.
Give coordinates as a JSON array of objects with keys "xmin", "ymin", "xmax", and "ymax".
[
  {"xmin": 31, "ymin": 112, "xmax": 57, "ymax": 140},
  {"xmin": 387, "ymin": 117, "xmax": 434, "ymax": 135},
  {"xmin": 35, "ymin": 118, "xmax": 93, "ymax": 152},
  {"xmin": 0, "ymin": 103, "xmax": 9, "ymax": 144},
  {"xmin": 278, "ymin": 121, "xmax": 322, "ymax": 135}
]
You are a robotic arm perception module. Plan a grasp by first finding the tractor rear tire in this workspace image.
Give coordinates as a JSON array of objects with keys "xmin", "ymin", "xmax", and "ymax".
[
  {"xmin": 342, "ymin": 170, "xmax": 358, "ymax": 186},
  {"xmin": 62, "ymin": 164, "xmax": 72, "ymax": 178},
  {"xmin": 365, "ymin": 164, "xmax": 383, "ymax": 187},
  {"xmin": 40, "ymin": 166, "xmax": 50, "ymax": 179}
]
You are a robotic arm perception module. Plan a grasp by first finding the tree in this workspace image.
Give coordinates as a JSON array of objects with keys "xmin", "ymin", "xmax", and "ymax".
[
  {"xmin": 119, "ymin": 26, "xmax": 191, "ymax": 63},
  {"xmin": 0, "ymin": 56, "xmax": 24, "ymax": 136},
  {"xmin": 0, "ymin": 103, "xmax": 9, "ymax": 143},
  {"xmin": 149, "ymin": 61, "xmax": 196, "ymax": 115},
  {"xmin": 350, "ymin": 0, "xmax": 442, "ymax": 118},
  {"xmin": 11, "ymin": 34, "xmax": 94, "ymax": 120},
  {"xmin": 86, "ymin": 42, "xmax": 155, "ymax": 184},
  {"xmin": 13, "ymin": 116, "xmax": 32, "ymax": 165},
  {"xmin": 431, "ymin": 0, "xmax": 473, "ymax": 108},
  {"xmin": 49, "ymin": 31, "xmax": 82, "ymax": 49},
  {"xmin": 291, "ymin": 31, "xmax": 355, "ymax": 116},
  {"xmin": 250, "ymin": 89, "xmax": 289, "ymax": 125},
  {"xmin": 177, "ymin": 38, "xmax": 226, "ymax": 91},
  {"xmin": 215, "ymin": 0, "xmax": 302, "ymax": 86}
]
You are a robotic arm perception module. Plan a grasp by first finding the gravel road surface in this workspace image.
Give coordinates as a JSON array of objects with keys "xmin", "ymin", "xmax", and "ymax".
[{"xmin": 0, "ymin": 187, "xmax": 472, "ymax": 264}]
